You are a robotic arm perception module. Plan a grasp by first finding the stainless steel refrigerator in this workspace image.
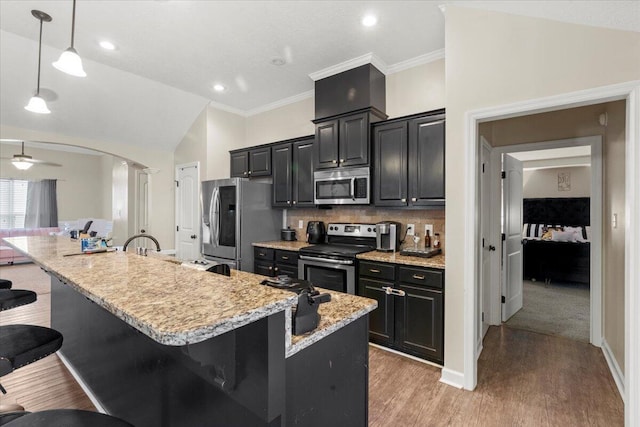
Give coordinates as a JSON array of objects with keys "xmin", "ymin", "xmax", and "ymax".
[{"xmin": 201, "ymin": 178, "xmax": 280, "ymax": 272}]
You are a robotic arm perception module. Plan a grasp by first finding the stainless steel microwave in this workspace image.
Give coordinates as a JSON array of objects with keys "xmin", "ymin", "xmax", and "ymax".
[{"xmin": 314, "ymin": 166, "xmax": 370, "ymax": 205}]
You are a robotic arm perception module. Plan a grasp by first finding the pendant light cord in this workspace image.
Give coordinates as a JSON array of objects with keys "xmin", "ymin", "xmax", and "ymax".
[
  {"xmin": 70, "ymin": 0, "xmax": 76, "ymax": 48},
  {"xmin": 36, "ymin": 16, "xmax": 43, "ymax": 95}
]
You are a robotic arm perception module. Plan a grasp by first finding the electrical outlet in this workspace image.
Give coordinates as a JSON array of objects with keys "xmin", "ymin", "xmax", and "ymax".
[
  {"xmin": 424, "ymin": 224, "xmax": 434, "ymax": 237},
  {"xmin": 298, "ymin": 220, "xmax": 304, "ymax": 229},
  {"xmin": 406, "ymin": 224, "xmax": 415, "ymax": 236}
]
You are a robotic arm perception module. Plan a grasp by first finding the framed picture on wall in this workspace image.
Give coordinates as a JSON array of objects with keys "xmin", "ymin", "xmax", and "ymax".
[{"xmin": 558, "ymin": 172, "xmax": 571, "ymax": 191}]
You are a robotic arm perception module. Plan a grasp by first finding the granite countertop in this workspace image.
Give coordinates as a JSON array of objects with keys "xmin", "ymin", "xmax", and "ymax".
[
  {"xmin": 357, "ymin": 251, "xmax": 445, "ymax": 269},
  {"xmin": 3, "ymin": 235, "xmax": 376, "ymax": 357},
  {"xmin": 252, "ymin": 241, "xmax": 310, "ymax": 251}
]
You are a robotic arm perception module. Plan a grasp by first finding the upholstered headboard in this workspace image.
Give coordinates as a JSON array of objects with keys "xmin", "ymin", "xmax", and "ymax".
[{"xmin": 523, "ymin": 197, "xmax": 590, "ymax": 227}]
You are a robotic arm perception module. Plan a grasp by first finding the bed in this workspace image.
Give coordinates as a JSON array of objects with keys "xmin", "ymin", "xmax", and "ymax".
[{"xmin": 522, "ymin": 197, "xmax": 590, "ymax": 285}]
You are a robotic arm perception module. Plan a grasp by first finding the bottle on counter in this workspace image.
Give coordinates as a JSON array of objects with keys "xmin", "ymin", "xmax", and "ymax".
[
  {"xmin": 425, "ymin": 230, "xmax": 431, "ymax": 248},
  {"xmin": 433, "ymin": 233, "xmax": 441, "ymax": 249}
]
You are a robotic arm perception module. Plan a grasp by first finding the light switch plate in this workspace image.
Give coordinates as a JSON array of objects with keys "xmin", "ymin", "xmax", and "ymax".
[
  {"xmin": 424, "ymin": 224, "xmax": 434, "ymax": 237},
  {"xmin": 298, "ymin": 220, "xmax": 304, "ymax": 229},
  {"xmin": 406, "ymin": 224, "xmax": 415, "ymax": 236}
]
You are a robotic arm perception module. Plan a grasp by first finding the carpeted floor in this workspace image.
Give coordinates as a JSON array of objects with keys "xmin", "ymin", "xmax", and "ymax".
[{"xmin": 505, "ymin": 279, "xmax": 590, "ymax": 342}]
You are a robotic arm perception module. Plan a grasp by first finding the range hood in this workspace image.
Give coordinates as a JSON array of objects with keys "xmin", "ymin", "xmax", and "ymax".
[{"xmin": 314, "ymin": 63, "xmax": 386, "ymax": 120}]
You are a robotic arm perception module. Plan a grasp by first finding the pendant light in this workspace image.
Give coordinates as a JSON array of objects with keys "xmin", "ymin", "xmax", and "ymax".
[
  {"xmin": 53, "ymin": 0, "xmax": 86, "ymax": 77},
  {"xmin": 25, "ymin": 10, "xmax": 52, "ymax": 114}
]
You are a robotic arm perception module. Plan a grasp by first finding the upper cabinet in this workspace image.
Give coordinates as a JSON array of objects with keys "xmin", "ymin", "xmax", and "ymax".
[
  {"xmin": 373, "ymin": 110, "xmax": 445, "ymax": 208},
  {"xmin": 230, "ymin": 146, "xmax": 271, "ymax": 178},
  {"xmin": 271, "ymin": 135, "xmax": 315, "ymax": 208},
  {"xmin": 314, "ymin": 110, "xmax": 384, "ymax": 170}
]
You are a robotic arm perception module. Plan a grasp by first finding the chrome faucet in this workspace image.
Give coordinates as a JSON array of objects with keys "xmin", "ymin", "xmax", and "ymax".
[{"xmin": 122, "ymin": 234, "xmax": 161, "ymax": 252}]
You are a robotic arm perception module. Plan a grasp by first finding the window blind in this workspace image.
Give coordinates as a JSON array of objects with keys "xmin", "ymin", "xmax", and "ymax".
[{"xmin": 0, "ymin": 179, "xmax": 28, "ymax": 229}]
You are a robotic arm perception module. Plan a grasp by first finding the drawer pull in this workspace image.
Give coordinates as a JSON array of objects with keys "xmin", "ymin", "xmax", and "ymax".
[
  {"xmin": 382, "ymin": 286, "xmax": 393, "ymax": 294},
  {"xmin": 369, "ymin": 268, "xmax": 380, "ymax": 273},
  {"xmin": 412, "ymin": 274, "xmax": 425, "ymax": 280},
  {"xmin": 268, "ymin": 266, "xmax": 273, "ymax": 271},
  {"xmin": 259, "ymin": 252, "xmax": 265, "ymax": 257},
  {"xmin": 391, "ymin": 289, "xmax": 406, "ymax": 297},
  {"xmin": 281, "ymin": 256, "xmax": 289, "ymax": 260}
]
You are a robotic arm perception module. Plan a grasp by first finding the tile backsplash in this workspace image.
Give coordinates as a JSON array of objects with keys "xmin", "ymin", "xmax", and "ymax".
[{"xmin": 285, "ymin": 207, "xmax": 445, "ymax": 252}]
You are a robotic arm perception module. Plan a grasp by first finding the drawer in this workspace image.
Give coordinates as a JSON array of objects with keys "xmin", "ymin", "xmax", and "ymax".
[
  {"xmin": 275, "ymin": 264, "xmax": 298, "ymax": 279},
  {"xmin": 254, "ymin": 247, "xmax": 275, "ymax": 261},
  {"xmin": 275, "ymin": 250, "xmax": 298, "ymax": 266},
  {"xmin": 255, "ymin": 261, "xmax": 276, "ymax": 277},
  {"xmin": 359, "ymin": 261, "xmax": 395, "ymax": 281},
  {"xmin": 398, "ymin": 266, "xmax": 443, "ymax": 289}
]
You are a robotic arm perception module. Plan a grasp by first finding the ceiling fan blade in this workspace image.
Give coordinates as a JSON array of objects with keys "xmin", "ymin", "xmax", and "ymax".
[{"xmin": 25, "ymin": 158, "xmax": 62, "ymax": 167}]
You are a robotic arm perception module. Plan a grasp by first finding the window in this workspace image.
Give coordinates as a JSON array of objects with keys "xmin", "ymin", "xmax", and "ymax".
[{"xmin": 0, "ymin": 179, "xmax": 28, "ymax": 229}]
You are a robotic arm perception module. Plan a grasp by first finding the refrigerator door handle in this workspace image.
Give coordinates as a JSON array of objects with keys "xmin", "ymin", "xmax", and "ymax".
[{"xmin": 211, "ymin": 187, "xmax": 221, "ymax": 247}]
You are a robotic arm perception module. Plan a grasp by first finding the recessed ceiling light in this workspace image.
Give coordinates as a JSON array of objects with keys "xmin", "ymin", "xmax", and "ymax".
[
  {"xmin": 99, "ymin": 40, "xmax": 116, "ymax": 50},
  {"xmin": 213, "ymin": 84, "xmax": 225, "ymax": 92},
  {"xmin": 361, "ymin": 14, "xmax": 377, "ymax": 27}
]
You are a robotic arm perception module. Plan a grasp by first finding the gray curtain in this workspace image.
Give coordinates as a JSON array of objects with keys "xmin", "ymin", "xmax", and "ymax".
[{"xmin": 25, "ymin": 179, "xmax": 58, "ymax": 228}]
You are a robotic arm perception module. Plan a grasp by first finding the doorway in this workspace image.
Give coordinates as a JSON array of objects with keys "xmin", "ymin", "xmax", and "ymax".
[
  {"xmin": 503, "ymin": 146, "xmax": 594, "ymax": 342},
  {"xmin": 175, "ymin": 162, "xmax": 200, "ymax": 261}
]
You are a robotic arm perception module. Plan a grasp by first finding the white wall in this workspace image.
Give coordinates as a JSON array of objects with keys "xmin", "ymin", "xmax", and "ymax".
[
  {"xmin": 444, "ymin": 5, "xmax": 640, "ymax": 378},
  {"xmin": 245, "ymin": 97, "xmax": 315, "ymax": 147},
  {"xmin": 523, "ymin": 166, "xmax": 591, "ymax": 198},
  {"xmin": 386, "ymin": 59, "xmax": 445, "ymax": 119},
  {"xmin": 206, "ymin": 105, "xmax": 246, "ymax": 180}
]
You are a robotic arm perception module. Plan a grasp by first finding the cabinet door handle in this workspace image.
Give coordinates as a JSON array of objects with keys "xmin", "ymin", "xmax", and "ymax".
[
  {"xmin": 287, "ymin": 201, "xmax": 291, "ymax": 205},
  {"xmin": 382, "ymin": 286, "xmax": 393, "ymax": 295},
  {"xmin": 243, "ymin": 171, "xmax": 248, "ymax": 176},
  {"xmin": 391, "ymin": 289, "xmax": 406, "ymax": 297},
  {"xmin": 332, "ymin": 159, "xmax": 337, "ymax": 164},
  {"xmin": 281, "ymin": 256, "xmax": 289, "ymax": 260},
  {"xmin": 411, "ymin": 197, "xmax": 417, "ymax": 202},
  {"xmin": 412, "ymin": 274, "xmax": 425, "ymax": 280},
  {"xmin": 268, "ymin": 266, "xmax": 273, "ymax": 270},
  {"xmin": 401, "ymin": 198, "xmax": 406, "ymax": 203},
  {"xmin": 292, "ymin": 201, "xmax": 297, "ymax": 205},
  {"xmin": 369, "ymin": 269, "xmax": 381, "ymax": 273},
  {"xmin": 340, "ymin": 159, "xmax": 345, "ymax": 163},
  {"xmin": 248, "ymin": 170, "xmax": 252, "ymax": 175}
]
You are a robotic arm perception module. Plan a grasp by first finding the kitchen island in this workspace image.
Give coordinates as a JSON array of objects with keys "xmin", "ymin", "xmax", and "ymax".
[{"xmin": 2, "ymin": 236, "xmax": 376, "ymax": 427}]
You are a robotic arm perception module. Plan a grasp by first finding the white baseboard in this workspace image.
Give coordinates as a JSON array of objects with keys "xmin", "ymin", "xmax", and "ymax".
[
  {"xmin": 56, "ymin": 351, "xmax": 108, "ymax": 414},
  {"xmin": 601, "ymin": 338, "xmax": 625, "ymax": 401},
  {"xmin": 439, "ymin": 367, "xmax": 465, "ymax": 389}
]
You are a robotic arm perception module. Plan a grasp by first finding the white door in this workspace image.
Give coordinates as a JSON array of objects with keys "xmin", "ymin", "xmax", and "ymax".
[
  {"xmin": 501, "ymin": 154, "xmax": 524, "ymax": 321},
  {"xmin": 137, "ymin": 170, "xmax": 149, "ymax": 234},
  {"xmin": 176, "ymin": 163, "xmax": 200, "ymax": 261},
  {"xmin": 480, "ymin": 141, "xmax": 493, "ymax": 338}
]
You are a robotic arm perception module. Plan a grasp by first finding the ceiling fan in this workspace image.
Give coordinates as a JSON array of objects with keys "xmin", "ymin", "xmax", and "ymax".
[{"xmin": 1, "ymin": 141, "xmax": 62, "ymax": 170}]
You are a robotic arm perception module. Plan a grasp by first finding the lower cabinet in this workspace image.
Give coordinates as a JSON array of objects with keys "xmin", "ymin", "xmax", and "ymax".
[
  {"xmin": 254, "ymin": 248, "xmax": 299, "ymax": 278},
  {"xmin": 358, "ymin": 261, "xmax": 444, "ymax": 364}
]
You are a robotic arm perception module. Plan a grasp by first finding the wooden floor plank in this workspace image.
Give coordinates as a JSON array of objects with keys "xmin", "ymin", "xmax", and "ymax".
[{"xmin": 0, "ymin": 264, "xmax": 624, "ymax": 425}]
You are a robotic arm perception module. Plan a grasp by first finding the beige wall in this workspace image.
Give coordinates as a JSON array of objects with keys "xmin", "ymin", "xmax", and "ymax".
[
  {"xmin": 386, "ymin": 59, "xmax": 445, "ymax": 119},
  {"xmin": 445, "ymin": 6, "xmax": 639, "ymax": 376},
  {"xmin": 523, "ymin": 166, "xmax": 591, "ymax": 198},
  {"xmin": 245, "ymin": 97, "xmax": 316, "ymax": 147},
  {"xmin": 1, "ymin": 125, "xmax": 176, "ymax": 250},
  {"xmin": 0, "ymin": 143, "xmax": 107, "ymax": 221},
  {"xmin": 175, "ymin": 108, "xmax": 207, "ymax": 168},
  {"xmin": 205, "ymin": 105, "xmax": 247, "ymax": 180}
]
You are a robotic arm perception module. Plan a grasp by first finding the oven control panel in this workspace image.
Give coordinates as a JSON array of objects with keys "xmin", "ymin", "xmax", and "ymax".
[{"xmin": 326, "ymin": 223, "xmax": 377, "ymax": 238}]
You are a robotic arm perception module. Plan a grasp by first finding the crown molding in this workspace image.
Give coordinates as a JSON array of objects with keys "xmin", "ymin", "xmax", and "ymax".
[
  {"xmin": 206, "ymin": 100, "xmax": 248, "ymax": 117},
  {"xmin": 245, "ymin": 90, "xmax": 314, "ymax": 117},
  {"xmin": 386, "ymin": 49, "xmax": 445, "ymax": 74},
  {"xmin": 308, "ymin": 52, "xmax": 389, "ymax": 81}
]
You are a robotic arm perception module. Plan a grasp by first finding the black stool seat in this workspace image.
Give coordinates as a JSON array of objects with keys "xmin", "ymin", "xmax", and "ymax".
[
  {"xmin": 0, "ymin": 325, "xmax": 63, "ymax": 377},
  {"xmin": 0, "ymin": 290, "xmax": 36, "ymax": 312},
  {"xmin": 0, "ymin": 411, "xmax": 29, "ymax": 426},
  {"xmin": 1, "ymin": 409, "xmax": 133, "ymax": 427},
  {"xmin": 0, "ymin": 279, "xmax": 11, "ymax": 290}
]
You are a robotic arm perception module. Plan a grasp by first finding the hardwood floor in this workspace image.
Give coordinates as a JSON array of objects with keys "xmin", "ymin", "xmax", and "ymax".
[{"xmin": 1, "ymin": 264, "xmax": 624, "ymax": 426}]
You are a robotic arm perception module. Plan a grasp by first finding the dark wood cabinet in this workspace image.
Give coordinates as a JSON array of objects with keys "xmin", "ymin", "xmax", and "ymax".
[
  {"xmin": 230, "ymin": 146, "xmax": 271, "ymax": 178},
  {"xmin": 357, "ymin": 260, "xmax": 444, "ymax": 364},
  {"xmin": 373, "ymin": 110, "xmax": 445, "ymax": 208},
  {"xmin": 254, "ymin": 248, "xmax": 299, "ymax": 279},
  {"xmin": 292, "ymin": 138, "xmax": 315, "ymax": 207},
  {"xmin": 272, "ymin": 143, "xmax": 293, "ymax": 207},
  {"xmin": 270, "ymin": 136, "xmax": 315, "ymax": 208},
  {"xmin": 314, "ymin": 111, "xmax": 375, "ymax": 170}
]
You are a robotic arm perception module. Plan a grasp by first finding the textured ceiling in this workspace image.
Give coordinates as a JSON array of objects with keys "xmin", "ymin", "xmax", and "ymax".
[{"xmin": 0, "ymin": 1, "xmax": 637, "ymax": 152}]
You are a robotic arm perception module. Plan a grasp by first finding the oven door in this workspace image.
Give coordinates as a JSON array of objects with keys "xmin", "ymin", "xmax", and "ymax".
[{"xmin": 298, "ymin": 256, "xmax": 355, "ymax": 294}]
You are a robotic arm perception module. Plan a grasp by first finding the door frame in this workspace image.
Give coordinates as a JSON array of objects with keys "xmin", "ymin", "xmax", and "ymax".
[
  {"xmin": 174, "ymin": 162, "xmax": 200, "ymax": 259},
  {"xmin": 461, "ymin": 80, "xmax": 639, "ymax": 427},
  {"xmin": 488, "ymin": 136, "xmax": 602, "ymax": 345}
]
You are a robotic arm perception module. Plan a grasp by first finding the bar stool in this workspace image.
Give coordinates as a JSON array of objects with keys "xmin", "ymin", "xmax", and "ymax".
[
  {"xmin": 0, "ymin": 409, "xmax": 134, "ymax": 426},
  {"xmin": 0, "ymin": 290, "xmax": 36, "ymax": 312},
  {"xmin": 0, "ymin": 280, "xmax": 11, "ymax": 290}
]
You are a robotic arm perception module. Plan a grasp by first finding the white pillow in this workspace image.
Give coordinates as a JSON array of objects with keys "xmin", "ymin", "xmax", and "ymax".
[
  {"xmin": 551, "ymin": 230, "xmax": 579, "ymax": 242},
  {"xmin": 564, "ymin": 226, "xmax": 586, "ymax": 242}
]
